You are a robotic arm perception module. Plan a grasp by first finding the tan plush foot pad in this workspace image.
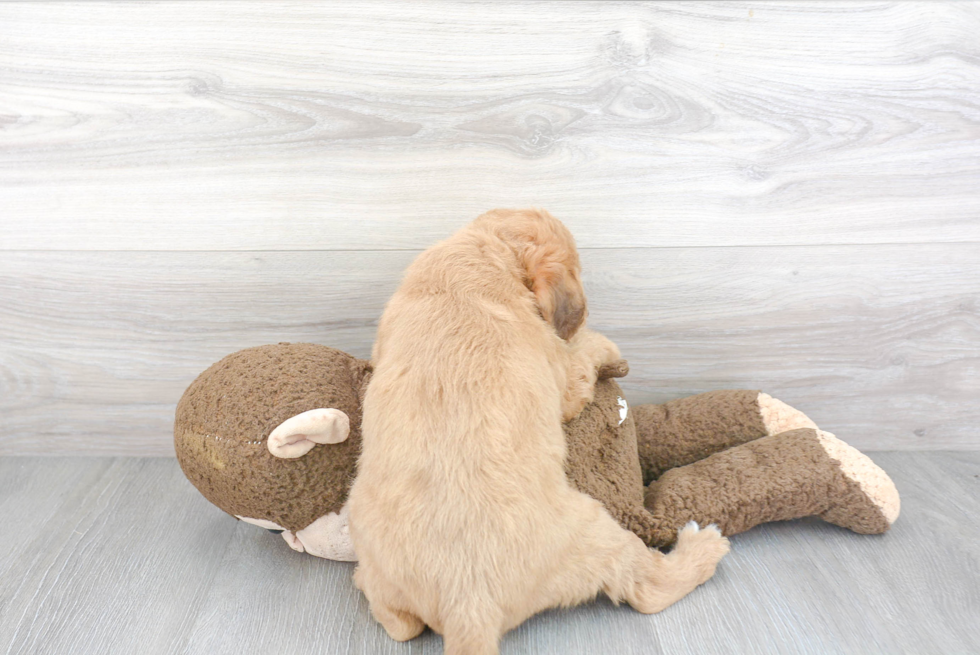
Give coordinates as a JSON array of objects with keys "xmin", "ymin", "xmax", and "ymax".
[
  {"xmin": 758, "ymin": 393, "xmax": 818, "ymax": 435},
  {"xmin": 642, "ymin": 427, "xmax": 900, "ymax": 546},
  {"xmin": 757, "ymin": 396, "xmax": 898, "ymax": 531},
  {"xmin": 815, "ymin": 430, "xmax": 900, "ymax": 531}
]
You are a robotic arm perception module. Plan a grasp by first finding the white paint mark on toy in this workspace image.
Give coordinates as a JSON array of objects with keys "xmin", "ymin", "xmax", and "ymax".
[{"xmin": 617, "ymin": 396, "xmax": 628, "ymax": 425}]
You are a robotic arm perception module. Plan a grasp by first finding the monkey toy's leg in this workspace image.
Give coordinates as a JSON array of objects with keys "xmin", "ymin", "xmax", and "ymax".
[
  {"xmin": 640, "ymin": 427, "xmax": 900, "ymax": 547},
  {"xmin": 577, "ymin": 371, "xmax": 898, "ymax": 550},
  {"xmin": 628, "ymin": 390, "xmax": 898, "ymax": 547},
  {"xmin": 632, "ymin": 389, "xmax": 816, "ymax": 485}
]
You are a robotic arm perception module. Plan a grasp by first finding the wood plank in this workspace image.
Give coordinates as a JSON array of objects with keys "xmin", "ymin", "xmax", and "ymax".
[
  {"xmin": 1, "ymin": 454, "xmax": 977, "ymax": 653},
  {"xmin": 0, "ymin": 458, "xmax": 239, "ymax": 654},
  {"xmin": 691, "ymin": 450, "xmax": 980, "ymax": 654},
  {"xmin": 0, "ymin": 458, "xmax": 114, "ymax": 585},
  {"xmin": 600, "ymin": 244, "xmax": 980, "ymax": 451},
  {"xmin": 2, "ymin": 2, "xmax": 979, "ymax": 250},
  {"xmin": 0, "ymin": 250, "xmax": 400, "ymax": 456},
  {"xmin": 0, "ymin": 244, "xmax": 976, "ymax": 455}
]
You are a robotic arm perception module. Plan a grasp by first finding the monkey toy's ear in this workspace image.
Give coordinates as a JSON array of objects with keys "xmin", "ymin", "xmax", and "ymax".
[{"xmin": 267, "ymin": 408, "xmax": 350, "ymax": 458}]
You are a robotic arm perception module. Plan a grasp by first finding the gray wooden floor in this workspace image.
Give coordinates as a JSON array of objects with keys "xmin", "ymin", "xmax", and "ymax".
[{"xmin": 1, "ymin": 453, "xmax": 977, "ymax": 654}]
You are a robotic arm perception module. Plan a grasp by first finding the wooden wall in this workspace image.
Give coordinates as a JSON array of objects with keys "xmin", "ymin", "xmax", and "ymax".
[{"xmin": 1, "ymin": 2, "xmax": 978, "ymax": 455}]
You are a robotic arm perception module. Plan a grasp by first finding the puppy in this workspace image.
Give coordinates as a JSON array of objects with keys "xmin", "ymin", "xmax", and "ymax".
[{"xmin": 348, "ymin": 209, "xmax": 729, "ymax": 655}]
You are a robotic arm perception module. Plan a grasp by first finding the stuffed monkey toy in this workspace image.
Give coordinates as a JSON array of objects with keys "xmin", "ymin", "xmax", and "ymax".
[
  {"xmin": 174, "ymin": 343, "xmax": 899, "ymax": 560},
  {"xmin": 175, "ymin": 343, "xmax": 368, "ymax": 560}
]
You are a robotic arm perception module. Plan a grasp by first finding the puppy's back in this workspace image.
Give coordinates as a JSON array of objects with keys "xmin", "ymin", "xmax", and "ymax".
[
  {"xmin": 352, "ymin": 212, "xmax": 730, "ymax": 655},
  {"xmin": 351, "ymin": 225, "xmax": 570, "ymax": 626}
]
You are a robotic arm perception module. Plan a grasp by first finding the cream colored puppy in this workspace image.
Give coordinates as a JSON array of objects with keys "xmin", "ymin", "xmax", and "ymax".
[{"xmin": 348, "ymin": 209, "xmax": 729, "ymax": 655}]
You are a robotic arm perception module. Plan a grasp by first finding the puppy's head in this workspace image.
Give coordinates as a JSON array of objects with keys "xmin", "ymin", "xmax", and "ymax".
[{"xmin": 476, "ymin": 209, "xmax": 587, "ymax": 340}]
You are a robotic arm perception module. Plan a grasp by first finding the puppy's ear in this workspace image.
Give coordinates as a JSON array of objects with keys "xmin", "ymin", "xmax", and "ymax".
[
  {"xmin": 526, "ymin": 250, "xmax": 587, "ymax": 340},
  {"xmin": 484, "ymin": 208, "xmax": 587, "ymax": 339}
]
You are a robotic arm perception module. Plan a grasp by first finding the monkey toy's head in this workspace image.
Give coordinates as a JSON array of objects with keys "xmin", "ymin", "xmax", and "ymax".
[{"xmin": 174, "ymin": 342, "xmax": 370, "ymax": 561}]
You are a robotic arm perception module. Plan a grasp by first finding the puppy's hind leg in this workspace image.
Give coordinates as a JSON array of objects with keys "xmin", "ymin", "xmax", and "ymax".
[
  {"xmin": 626, "ymin": 521, "xmax": 730, "ymax": 614},
  {"xmin": 353, "ymin": 566, "xmax": 426, "ymax": 642},
  {"xmin": 370, "ymin": 602, "xmax": 426, "ymax": 642},
  {"xmin": 534, "ymin": 495, "xmax": 729, "ymax": 617}
]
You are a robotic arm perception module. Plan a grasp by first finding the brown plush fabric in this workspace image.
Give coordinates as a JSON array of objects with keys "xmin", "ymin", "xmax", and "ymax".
[
  {"xmin": 176, "ymin": 345, "xmax": 896, "ymax": 557},
  {"xmin": 643, "ymin": 428, "xmax": 892, "ymax": 547},
  {"xmin": 633, "ymin": 390, "xmax": 768, "ymax": 485},
  {"xmin": 566, "ymin": 386, "xmax": 894, "ymax": 550},
  {"xmin": 174, "ymin": 343, "xmax": 371, "ymax": 532},
  {"xmin": 563, "ymin": 377, "xmax": 649, "ymax": 538}
]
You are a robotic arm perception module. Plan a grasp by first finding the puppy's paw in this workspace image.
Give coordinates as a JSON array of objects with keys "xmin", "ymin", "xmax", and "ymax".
[
  {"xmin": 562, "ymin": 368, "xmax": 596, "ymax": 422},
  {"xmin": 590, "ymin": 333, "xmax": 622, "ymax": 368},
  {"xmin": 569, "ymin": 328, "xmax": 621, "ymax": 368},
  {"xmin": 593, "ymin": 336, "xmax": 621, "ymax": 368},
  {"xmin": 673, "ymin": 522, "xmax": 730, "ymax": 586}
]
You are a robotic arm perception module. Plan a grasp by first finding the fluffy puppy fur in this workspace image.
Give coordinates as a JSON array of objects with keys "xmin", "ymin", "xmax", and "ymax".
[{"xmin": 348, "ymin": 209, "xmax": 729, "ymax": 655}]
